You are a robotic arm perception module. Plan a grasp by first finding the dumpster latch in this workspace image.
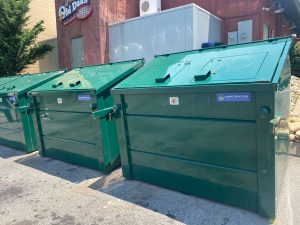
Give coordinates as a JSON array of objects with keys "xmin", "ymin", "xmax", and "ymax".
[
  {"xmin": 194, "ymin": 70, "xmax": 211, "ymax": 81},
  {"xmin": 92, "ymin": 105, "xmax": 120, "ymax": 120}
]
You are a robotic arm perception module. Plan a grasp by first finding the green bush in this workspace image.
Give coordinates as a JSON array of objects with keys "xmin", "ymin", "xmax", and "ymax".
[{"xmin": 291, "ymin": 40, "xmax": 300, "ymax": 77}]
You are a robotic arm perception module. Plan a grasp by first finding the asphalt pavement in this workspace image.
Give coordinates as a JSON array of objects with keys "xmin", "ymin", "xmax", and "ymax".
[{"xmin": 1, "ymin": 145, "xmax": 300, "ymax": 225}]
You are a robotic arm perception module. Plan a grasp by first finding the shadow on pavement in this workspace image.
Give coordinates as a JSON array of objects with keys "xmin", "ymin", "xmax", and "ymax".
[
  {"xmin": 89, "ymin": 174, "xmax": 269, "ymax": 225},
  {"xmin": 0, "ymin": 145, "xmax": 27, "ymax": 159},
  {"xmin": 14, "ymin": 152, "xmax": 102, "ymax": 184}
]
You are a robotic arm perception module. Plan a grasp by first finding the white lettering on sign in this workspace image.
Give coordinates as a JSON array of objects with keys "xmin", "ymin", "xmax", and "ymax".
[
  {"xmin": 57, "ymin": 98, "xmax": 63, "ymax": 104},
  {"xmin": 58, "ymin": 0, "xmax": 92, "ymax": 26},
  {"xmin": 169, "ymin": 97, "xmax": 179, "ymax": 106}
]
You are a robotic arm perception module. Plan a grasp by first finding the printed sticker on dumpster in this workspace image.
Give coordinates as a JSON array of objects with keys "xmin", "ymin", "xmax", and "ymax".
[
  {"xmin": 57, "ymin": 98, "xmax": 63, "ymax": 104},
  {"xmin": 78, "ymin": 95, "xmax": 91, "ymax": 101},
  {"xmin": 169, "ymin": 97, "xmax": 179, "ymax": 105},
  {"xmin": 9, "ymin": 96, "xmax": 16, "ymax": 103},
  {"xmin": 217, "ymin": 93, "xmax": 251, "ymax": 102}
]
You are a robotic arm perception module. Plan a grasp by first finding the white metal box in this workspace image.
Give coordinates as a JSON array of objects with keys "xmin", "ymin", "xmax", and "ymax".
[
  {"xmin": 108, "ymin": 4, "xmax": 222, "ymax": 63},
  {"xmin": 140, "ymin": 0, "xmax": 161, "ymax": 16}
]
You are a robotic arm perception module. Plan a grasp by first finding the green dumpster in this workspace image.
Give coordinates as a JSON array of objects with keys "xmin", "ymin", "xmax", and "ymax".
[
  {"xmin": 0, "ymin": 70, "xmax": 65, "ymax": 152},
  {"xmin": 29, "ymin": 60, "xmax": 143, "ymax": 173},
  {"xmin": 112, "ymin": 37, "xmax": 294, "ymax": 218}
]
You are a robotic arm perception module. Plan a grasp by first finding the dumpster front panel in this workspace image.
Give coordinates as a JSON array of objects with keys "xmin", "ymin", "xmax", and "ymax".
[
  {"xmin": 0, "ymin": 95, "xmax": 25, "ymax": 150},
  {"xmin": 117, "ymin": 89, "xmax": 260, "ymax": 212},
  {"xmin": 0, "ymin": 94, "xmax": 37, "ymax": 152},
  {"xmin": 35, "ymin": 91, "xmax": 105, "ymax": 171}
]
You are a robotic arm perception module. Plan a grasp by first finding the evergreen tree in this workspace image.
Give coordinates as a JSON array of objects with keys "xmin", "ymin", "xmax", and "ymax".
[{"xmin": 0, "ymin": 0, "xmax": 53, "ymax": 76}]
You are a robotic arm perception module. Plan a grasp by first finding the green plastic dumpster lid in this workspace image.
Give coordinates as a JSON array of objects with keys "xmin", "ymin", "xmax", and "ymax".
[
  {"xmin": 114, "ymin": 37, "xmax": 293, "ymax": 90},
  {"xmin": 0, "ymin": 76, "xmax": 21, "ymax": 87},
  {"xmin": 0, "ymin": 70, "xmax": 65, "ymax": 96},
  {"xmin": 31, "ymin": 60, "xmax": 143, "ymax": 95}
]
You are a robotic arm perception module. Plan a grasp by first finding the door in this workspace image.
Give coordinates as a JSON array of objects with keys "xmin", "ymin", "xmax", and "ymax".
[
  {"xmin": 71, "ymin": 37, "xmax": 84, "ymax": 69},
  {"xmin": 238, "ymin": 20, "xmax": 253, "ymax": 44}
]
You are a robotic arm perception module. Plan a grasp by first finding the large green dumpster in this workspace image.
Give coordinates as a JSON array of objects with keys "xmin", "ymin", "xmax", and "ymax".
[
  {"xmin": 29, "ymin": 60, "xmax": 143, "ymax": 173},
  {"xmin": 0, "ymin": 70, "xmax": 65, "ymax": 152},
  {"xmin": 112, "ymin": 37, "xmax": 294, "ymax": 218}
]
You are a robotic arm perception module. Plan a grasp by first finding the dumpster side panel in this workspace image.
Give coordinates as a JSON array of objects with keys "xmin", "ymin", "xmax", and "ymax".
[
  {"xmin": 98, "ymin": 90, "xmax": 121, "ymax": 173},
  {"xmin": 18, "ymin": 95, "xmax": 38, "ymax": 153},
  {"xmin": 114, "ymin": 94, "xmax": 132, "ymax": 178},
  {"xmin": 274, "ymin": 56, "xmax": 291, "ymax": 213},
  {"xmin": 256, "ymin": 91, "xmax": 275, "ymax": 218}
]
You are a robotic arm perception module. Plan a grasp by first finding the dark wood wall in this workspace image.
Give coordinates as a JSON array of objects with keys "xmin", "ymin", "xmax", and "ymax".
[{"xmin": 56, "ymin": 0, "xmax": 292, "ymax": 69}]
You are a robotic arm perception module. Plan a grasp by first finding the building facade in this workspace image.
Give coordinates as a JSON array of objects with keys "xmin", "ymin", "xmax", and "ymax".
[
  {"xmin": 55, "ymin": 0, "xmax": 300, "ymax": 70},
  {"xmin": 24, "ymin": 0, "xmax": 59, "ymax": 74}
]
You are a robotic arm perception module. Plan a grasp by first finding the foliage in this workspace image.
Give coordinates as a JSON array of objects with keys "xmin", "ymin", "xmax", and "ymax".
[
  {"xmin": 0, "ymin": 0, "xmax": 53, "ymax": 76},
  {"xmin": 291, "ymin": 40, "xmax": 300, "ymax": 77}
]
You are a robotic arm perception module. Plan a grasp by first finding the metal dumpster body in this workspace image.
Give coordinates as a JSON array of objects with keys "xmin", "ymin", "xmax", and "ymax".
[
  {"xmin": 112, "ymin": 37, "xmax": 293, "ymax": 218},
  {"xmin": 0, "ymin": 71, "xmax": 65, "ymax": 152},
  {"xmin": 30, "ymin": 60, "xmax": 143, "ymax": 173}
]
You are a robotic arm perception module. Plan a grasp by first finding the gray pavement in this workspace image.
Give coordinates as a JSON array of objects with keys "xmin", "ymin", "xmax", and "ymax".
[{"xmin": 1, "ymin": 145, "xmax": 300, "ymax": 225}]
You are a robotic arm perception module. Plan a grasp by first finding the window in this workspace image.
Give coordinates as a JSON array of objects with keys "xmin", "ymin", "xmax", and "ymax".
[{"xmin": 263, "ymin": 24, "xmax": 271, "ymax": 40}]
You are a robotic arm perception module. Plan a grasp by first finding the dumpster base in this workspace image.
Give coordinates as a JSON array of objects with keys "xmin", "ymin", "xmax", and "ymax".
[{"xmin": 126, "ymin": 150, "xmax": 260, "ymax": 214}]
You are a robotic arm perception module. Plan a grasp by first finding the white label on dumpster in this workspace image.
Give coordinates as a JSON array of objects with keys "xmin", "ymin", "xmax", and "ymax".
[
  {"xmin": 0, "ymin": 98, "xmax": 2, "ymax": 103},
  {"xmin": 57, "ymin": 98, "xmax": 63, "ymax": 104},
  {"xmin": 169, "ymin": 97, "xmax": 179, "ymax": 106}
]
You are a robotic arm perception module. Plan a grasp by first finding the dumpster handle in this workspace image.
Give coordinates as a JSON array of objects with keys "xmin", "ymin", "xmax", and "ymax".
[
  {"xmin": 7, "ymin": 86, "xmax": 16, "ymax": 91},
  {"xmin": 194, "ymin": 70, "xmax": 211, "ymax": 81},
  {"xmin": 92, "ymin": 105, "xmax": 120, "ymax": 120},
  {"xmin": 155, "ymin": 74, "xmax": 170, "ymax": 83},
  {"xmin": 52, "ymin": 82, "xmax": 63, "ymax": 88},
  {"xmin": 69, "ymin": 80, "xmax": 81, "ymax": 87},
  {"xmin": 269, "ymin": 113, "xmax": 281, "ymax": 134},
  {"xmin": 15, "ymin": 105, "xmax": 30, "ymax": 113}
]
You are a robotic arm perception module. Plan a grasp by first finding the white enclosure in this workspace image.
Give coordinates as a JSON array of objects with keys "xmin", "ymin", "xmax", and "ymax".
[{"xmin": 108, "ymin": 4, "xmax": 222, "ymax": 63}]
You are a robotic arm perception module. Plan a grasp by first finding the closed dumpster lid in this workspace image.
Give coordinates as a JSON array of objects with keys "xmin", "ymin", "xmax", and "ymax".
[
  {"xmin": 31, "ymin": 60, "xmax": 143, "ymax": 95},
  {"xmin": 0, "ymin": 70, "xmax": 65, "ymax": 96},
  {"xmin": 114, "ymin": 37, "xmax": 293, "ymax": 90},
  {"xmin": 0, "ymin": 76, "xmax": 21, "ymax": 86}
]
